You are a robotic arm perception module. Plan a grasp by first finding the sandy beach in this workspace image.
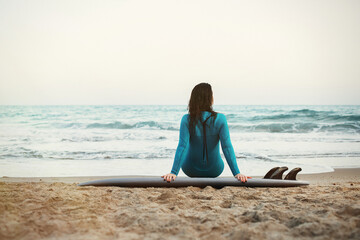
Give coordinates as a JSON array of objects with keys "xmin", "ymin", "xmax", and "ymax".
[{"xmin": 1, "ymin": 168, "xmax": 359, "ymax": 240}]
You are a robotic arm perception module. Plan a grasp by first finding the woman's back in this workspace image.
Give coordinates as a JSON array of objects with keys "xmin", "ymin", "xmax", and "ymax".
[{"xmin": 171, "ymin": 111, "xmax": 240, "ymax": 177}]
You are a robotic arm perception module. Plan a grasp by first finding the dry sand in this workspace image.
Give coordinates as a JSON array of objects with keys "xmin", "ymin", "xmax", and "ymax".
[{"xmin": 1, "ymin": 168, "xmax": 359, "ymax": 240}]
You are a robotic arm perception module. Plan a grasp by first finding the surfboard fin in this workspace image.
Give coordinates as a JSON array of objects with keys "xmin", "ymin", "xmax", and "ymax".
[
  {"xmin": 263, "ymin": 167, "xmax": 280, "ymax": 179},
  {"xmin": 269, "ymin": 166, "xmax": 288, "ymax": 179},
  {"xmin": 284, "ymin": 167, "xmax": 302, "ymax": 180}
]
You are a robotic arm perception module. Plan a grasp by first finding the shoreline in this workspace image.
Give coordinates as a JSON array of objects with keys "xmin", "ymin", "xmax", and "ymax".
[{"xmin": 1, "ymin": 168, "xmax": 359, "ymax": 185}]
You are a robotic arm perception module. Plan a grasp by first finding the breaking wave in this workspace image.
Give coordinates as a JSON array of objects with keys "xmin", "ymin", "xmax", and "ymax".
[
  {"xmin": 230, "ymin": 122, "xmax": 360, "ymax": 133},
  {"xmin": 86, "ymin": 121, "xmax": 178, "ymax": 130}
]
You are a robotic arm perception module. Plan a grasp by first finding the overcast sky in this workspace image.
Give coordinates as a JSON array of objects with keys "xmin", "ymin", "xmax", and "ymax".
[{"xmin": 0, "ymin": 0, "xmax": 359, "ymax": 105}]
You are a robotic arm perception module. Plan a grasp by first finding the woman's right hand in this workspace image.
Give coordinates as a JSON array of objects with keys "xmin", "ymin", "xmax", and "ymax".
[
  {"xmin": 161, "ymin": 173, "xmax": 176, "ymax": 182},
  {"xmin": 235, "ymin": 173, "xmax": 252, "ymax": 183}
]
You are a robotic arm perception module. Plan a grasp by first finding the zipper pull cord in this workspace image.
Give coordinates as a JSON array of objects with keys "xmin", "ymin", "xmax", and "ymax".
[{"xmin": 201, "ymin": 115, "xmax": 212, "ymax": 165}]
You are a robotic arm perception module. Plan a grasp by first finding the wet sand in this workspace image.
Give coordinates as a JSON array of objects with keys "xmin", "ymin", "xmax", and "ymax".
[{"xmin": 1, "ymin": 168, "xmax": 359, "ymax": 240}]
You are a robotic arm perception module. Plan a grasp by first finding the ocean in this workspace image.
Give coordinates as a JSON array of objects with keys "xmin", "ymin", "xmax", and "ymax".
[{"xmin": 0, "ymin": 105, "xmax": 359, "ymax": 177}]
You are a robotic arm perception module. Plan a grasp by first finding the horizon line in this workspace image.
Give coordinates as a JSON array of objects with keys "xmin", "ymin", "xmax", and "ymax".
[{"xmin": 0, "ymin": 104, "xmax": 359, "ymax": 106}]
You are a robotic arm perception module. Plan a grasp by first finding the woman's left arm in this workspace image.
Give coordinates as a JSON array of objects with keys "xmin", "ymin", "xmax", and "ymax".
[{"xmin": 162, "ymin": 115, "xmax": 189, "ymax": 182}]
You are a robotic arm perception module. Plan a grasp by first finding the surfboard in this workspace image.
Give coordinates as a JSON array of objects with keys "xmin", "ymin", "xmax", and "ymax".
[{"xmin": 78, "ymin": 177, "xmax": 309, "ymax": 188}]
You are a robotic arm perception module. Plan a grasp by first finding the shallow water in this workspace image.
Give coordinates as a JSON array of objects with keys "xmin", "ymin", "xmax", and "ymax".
[{"xmin": 0, "ymin": 105, "xmax": 359, "ymax": 177}]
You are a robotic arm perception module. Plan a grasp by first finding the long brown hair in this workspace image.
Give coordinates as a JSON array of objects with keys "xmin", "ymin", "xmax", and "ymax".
[{"xmin": 188, "ymin": 83, "xmax": 217, "ymax": 134}]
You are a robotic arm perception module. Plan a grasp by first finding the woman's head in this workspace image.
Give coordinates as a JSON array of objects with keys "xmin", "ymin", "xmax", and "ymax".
[
  {"xmin": 188, "ymin": 83, "xmax": 214, "ymax": 114},
  {"xmin": 188, "ymin": 83, "xmax": 217, "ymax": 133}
]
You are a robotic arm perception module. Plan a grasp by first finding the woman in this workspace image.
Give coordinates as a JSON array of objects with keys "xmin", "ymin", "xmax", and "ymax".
[{"xmin": 162, "ymin": 83, "xmax": 251, "ymax": 183}]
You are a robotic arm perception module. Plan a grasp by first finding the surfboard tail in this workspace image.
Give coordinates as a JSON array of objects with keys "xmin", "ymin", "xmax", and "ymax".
[
  {"xmin": 263, "ymin": 167, "xmax": 302, "ymax": 180},
  {"xmin": 263, "ymin": 167, "xmax": 280, "ymax": 179},
  {"xmin": 269, "ymin": 166, "xmax": 288, "ymax": 179},
  {"xmin": 284, "ymin": 168, "xmax": 302, "ymax": 180}
]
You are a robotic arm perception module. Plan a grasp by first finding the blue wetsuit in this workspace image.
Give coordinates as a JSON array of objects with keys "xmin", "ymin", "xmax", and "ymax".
[{"xmin": 170, "ymin": 111, "xmax": 240, "ymax": 177}]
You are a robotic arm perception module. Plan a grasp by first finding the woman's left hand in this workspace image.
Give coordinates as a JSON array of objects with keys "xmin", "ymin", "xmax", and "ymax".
[{"xmin": 235, "ymin": 173, "xmax": 252, "ymax": 183}]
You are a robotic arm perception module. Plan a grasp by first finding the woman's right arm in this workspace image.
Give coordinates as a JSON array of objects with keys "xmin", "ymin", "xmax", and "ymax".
[
  {"xmin": 218, "ymin": 114, "xmax": 241, "ymax": 176},
  {"xmin": 162, "ymin": 115, "xmax": 189, "ymax": 181},
  {"xmin": 219, "ymin": 114, "xmax": 251, "ymax": 182}
]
